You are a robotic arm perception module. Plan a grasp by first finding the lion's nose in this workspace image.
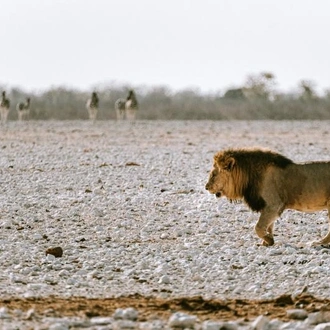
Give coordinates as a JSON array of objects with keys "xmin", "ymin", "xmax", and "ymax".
[{"xmin": 205, "ymin": 183, "xmax": 209, "ymax": 190}]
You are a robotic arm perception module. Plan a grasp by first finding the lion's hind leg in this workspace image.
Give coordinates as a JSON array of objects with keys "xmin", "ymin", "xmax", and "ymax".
[
  {"xmin": 255, "ymin": 207, "xmax": 279, "ymax": 246},
  {"xmin": 310, "ymin": 200, "xmax": 330, "ymax": 246}
]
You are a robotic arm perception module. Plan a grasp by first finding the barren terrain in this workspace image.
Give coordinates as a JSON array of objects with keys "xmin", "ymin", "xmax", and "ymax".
[{"xmin": 0, "ymin": 120, "xmax": 330, "ymax": 325}]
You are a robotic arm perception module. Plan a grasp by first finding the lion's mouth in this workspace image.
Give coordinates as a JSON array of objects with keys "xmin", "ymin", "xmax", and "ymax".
[{"xmin": 215, "ymin": 192, "xmax": 222, "ymax": 198}]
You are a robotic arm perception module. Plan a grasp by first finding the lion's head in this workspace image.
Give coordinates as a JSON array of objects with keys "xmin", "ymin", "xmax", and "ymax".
[
  {"xmin": 205, "ymin": 150, "xmax": 247, "ymax": 201},
  {"xmin": 205, "ymin": 148, "xmax": 294, "ymax": 212}
]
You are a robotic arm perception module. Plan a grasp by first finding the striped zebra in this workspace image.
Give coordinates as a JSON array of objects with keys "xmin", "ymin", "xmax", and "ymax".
[
  {"xmin": 16, "ymin": 97, "xmax": 31, "ymax": 121},
  {"xmin": 114, "ymin": 98, "xmax": 126, "ymax": 120},
  {"xmin": 125, "ymin": 90, "xmax": 138, "ymax": 121},
  {"xmin": 0, "ymin": 91, "xmax": 10, "ymax": 124},
  {"xmin": 86, "ymin": 92, "xmax": 99, "ymax": 122}
]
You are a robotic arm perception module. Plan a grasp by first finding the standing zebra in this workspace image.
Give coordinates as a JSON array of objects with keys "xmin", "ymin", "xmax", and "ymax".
[
  {"xmin": 16, "ymin": 97, "xmax": 31, "ymax": 121},
  {"xmin": 125, "ymin": 89, "xmax": 138, "ymax": 121},
  {"xmin": 0, "ymin": 91, "xmax": 10, "ymax": 124},
  {"xmin": 114, "ymin": 98, "xmax": 126, "ymax": 120},
  {"xmin": 86, "ymin": 92, "xmax": 99, "ymax": 122}
]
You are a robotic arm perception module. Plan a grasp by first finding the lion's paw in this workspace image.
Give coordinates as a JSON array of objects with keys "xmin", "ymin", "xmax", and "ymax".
[
  {"xmin": 308, "ymin": 240, "xmax": 330, "ymax": 248},
  {"xmin": 262, "ymin": 235, "xmax": 274, "ymax": 247},
  {"xmin": 308, "ymin": 241, "xmax": 320, "ymax": 247}
]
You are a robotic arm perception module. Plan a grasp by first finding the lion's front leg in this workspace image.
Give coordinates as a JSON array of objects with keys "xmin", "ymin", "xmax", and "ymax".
[
  {"xmin": 255, "ymin": 208, "xmax": 278, "ymax": 246},
  {"xmin": 310, "ymin": 201, "xmax": 330, "ymax": 246}
]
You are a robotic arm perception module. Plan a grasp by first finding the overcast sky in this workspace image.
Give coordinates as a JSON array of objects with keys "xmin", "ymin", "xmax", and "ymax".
[{"xmin": 1, "ymin": 0, "xmax": 329, "ymax": 94}]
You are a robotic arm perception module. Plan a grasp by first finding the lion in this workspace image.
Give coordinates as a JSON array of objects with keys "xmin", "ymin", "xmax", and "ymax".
[{"xmin": 205, "ymin": 148, "xmax": 330, "ymax": 246}]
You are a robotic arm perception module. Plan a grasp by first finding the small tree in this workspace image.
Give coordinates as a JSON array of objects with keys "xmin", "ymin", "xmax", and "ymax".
[
  {"xmin": 244, "ymin": 72, "xmax": 277, "ymax": 100},
  {"xmin": 299, "ymin": 80, "xmax": 317, "ymax": 101}
]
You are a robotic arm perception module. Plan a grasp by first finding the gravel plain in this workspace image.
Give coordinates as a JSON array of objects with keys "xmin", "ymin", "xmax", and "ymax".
[{"xmin": 1, "ymin": 119, "xmax": 330, "ymax": 329}]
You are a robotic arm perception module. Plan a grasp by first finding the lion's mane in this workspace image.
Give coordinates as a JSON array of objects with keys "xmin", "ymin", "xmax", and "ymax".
[{"xmin": 214, "ymin": 148, "xmax": 294, "ymax": 212}]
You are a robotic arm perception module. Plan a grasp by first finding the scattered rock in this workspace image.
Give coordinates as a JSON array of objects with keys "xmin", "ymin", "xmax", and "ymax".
[
  {"xmin": 123, "ymin": 307, "xmax": 139, "ymax": 321},
  {"xmin": 0, "ymin": 307, "xmax": 10, "ymax": 319},
  {"xmin": 306, "ymin": 311, "xmax": 330, "ymax": 325},
  {"xmin": 250, "ymin": 315, "xmax": 269, "ymax": 330},
  {"xmin": 90, "ymin": 316, "xmax": 113, "ymax": 325},
  {"xmin": 48, "ymin": 323, "xmax": 69, "ymax": 330},
  {"xmin": 202, "ymin": 320, "xmax": 224, "ymax": 330},
  {"xmin": 314, "ymin": 323, "xmax": 330, "ymax": 330},
  {"xmin": 125, "ymin": 162, "xmax": 140, "ymax": 166},
  {"xmin": 286, "ymin": 308, "xmax": 308, "ymax": 320},
  {"xmin": 158, "ymin": 275, "xmax": 171, "ymax": 284},
  {"xmin": 168, "ymin": 312, "xmax": 197, "ymax": 328},
  {"xmin": 46, "ymin": 247, "xmax": 63, "ymax": 258}
]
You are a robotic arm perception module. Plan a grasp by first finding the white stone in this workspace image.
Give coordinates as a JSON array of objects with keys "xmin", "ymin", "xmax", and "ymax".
[
  {"xmin": 47, "ymin": 254, "xmax": 56, "ymax": 262},
  {"xmin": 267, "ymin": 319, "xmax": 284, "ymax": 329},
  {"xmin": 202, "ymin": 320, "xmax": 224, "ymax": 330},
  {"xmin": 286, "ymin": 309, "xmax": 308, "ymax": 320},
  {"xmin": 115, "ymin": 320, "xmax": 137, "ymax": 328},
  {"xmin": 159, "ymin": 275, "xmax": 170, "ymax": 284},
  {"xmin": 168, "ymin": 312, "xmax": 197, "ymax": 328},
  {"xmin": 27, "ymin": 283, "xmax": 46, "ymax": 290},
  {"xmin": 1, "ymin": 221, "xmax": 13, "ymax": 229},
  {"xmin": 0, "ymin": 307, "xmax": 10, "ymax": 319},
  {"xmin": 123, "ymin": 307, "xmax": 139, "ymax": 321},
  {"xmin": 66, "ymin": 278, "xmax": 76, "ymax": 285},
  {"xmin": 48, "ymin": 323, "xmax": 69, "ymax": 330},
  {"xmin": 306, "ymin": 311, "xmax": 330, "ymax": 325},
  {"xmin": 43, "ymin": 275, "xmax": 57, "ymax": 284},
  {"xmin": 250, "ymin": 315, "xmax": 269, "ymax": 330},
  {"xmin": 314, "ymin": 323, "xmax": 330, "ymax": 330},
  {"xmin": 33, "ymin": 233, "xmax": 43, "ymax": 240},
  {"xmin": 9, "ymin": 274, "xmax": 26, "ymax": 284},
  {"xmin": 58, "ymin": 270, "xmax": 70, "ymax": 277},
  {"xmin": 90, "ymin": 316, "xmax": 113, "ymax": 325},
  {"xmin": 113, "ymin": 308, "xmax": 125, "ymax": 319},
  {"xmin": 279, "ymin": 322, "xmax": 304, "ymax": 329}
]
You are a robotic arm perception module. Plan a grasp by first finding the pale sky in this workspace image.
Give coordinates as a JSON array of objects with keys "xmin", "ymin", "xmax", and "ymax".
[{"xmin": 1, "ymin": 0, "xmax": 329, "ymax": 94}]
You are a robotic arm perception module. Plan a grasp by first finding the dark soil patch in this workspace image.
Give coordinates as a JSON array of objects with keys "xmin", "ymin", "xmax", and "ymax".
[{"xmin": 1, "ymin": 293, "xmax": 329, "ymax": 322}]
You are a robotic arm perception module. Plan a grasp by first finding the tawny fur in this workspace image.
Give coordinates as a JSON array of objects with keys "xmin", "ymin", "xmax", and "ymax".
[{"xmin": 205, "ymin": 148, "xmax": 330, "ymax": 246}]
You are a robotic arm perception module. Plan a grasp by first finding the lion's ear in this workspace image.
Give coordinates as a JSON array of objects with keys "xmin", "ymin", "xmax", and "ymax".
[{"xmin": 223, "ymin": 157, "xmax": 235, "ymax": 171}]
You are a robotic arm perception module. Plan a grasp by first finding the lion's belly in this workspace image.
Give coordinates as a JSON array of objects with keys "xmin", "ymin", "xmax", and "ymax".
[
  {"xmin": 284, "ymin": 181, "xmax": 329, "ymax": 212},
  {"xmin": 288, "ymin": 201, "xmax": 327, "ymax": 212}
]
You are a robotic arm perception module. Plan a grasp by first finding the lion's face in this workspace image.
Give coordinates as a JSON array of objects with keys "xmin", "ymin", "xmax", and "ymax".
[
  {"xmin": 205, "ymin": 165, "xmax": 223, "ymax": 198},
  {"xmin": 205, "ymin": 156, "xmax": 235, "ymax": 199}
]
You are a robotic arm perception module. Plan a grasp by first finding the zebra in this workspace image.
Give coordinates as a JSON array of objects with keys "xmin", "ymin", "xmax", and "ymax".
[
  {"xmin": 114, "ymin": 98, "xmax": 126, "ymax": 120},
  {"xmin": 86, "ymin": 92, "xmax": 99, "ymax": 122},
  {"xmin": 125, "ymin": 89, "xmax": 138, "ymax": 121},
  {"xmin": 16, "ymin": 97, "xmax": 31, "ymax": 121},
  {"xmin": 0, "ymin": 91, "xmax": 10, "ymax": 124}
]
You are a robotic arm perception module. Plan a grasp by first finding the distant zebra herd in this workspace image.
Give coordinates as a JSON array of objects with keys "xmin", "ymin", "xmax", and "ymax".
[
  {"xmin": 1, "ymin": 91, "xmax": 31, "ymax": 124},
  {"xmin": 87, "ymin": 89, "xmax": 139, "ymax": 122},
  {"xmin": 0, "ymin": 89, "xmax": 139, "ymax": 124},
  {"xmin": 114, "ymin": 90, "xmax": 138, "ymax": 121}
]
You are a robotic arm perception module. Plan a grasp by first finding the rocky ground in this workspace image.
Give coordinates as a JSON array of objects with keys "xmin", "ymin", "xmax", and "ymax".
[{"xmin": 0, "ymin": 120, "xmax": 330, "ymax": 329}]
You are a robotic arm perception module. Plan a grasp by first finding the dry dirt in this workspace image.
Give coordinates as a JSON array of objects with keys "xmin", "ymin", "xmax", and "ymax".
[{"xmin": 1, "ymin": 293, "xmax": 330, "ymax": 322}]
